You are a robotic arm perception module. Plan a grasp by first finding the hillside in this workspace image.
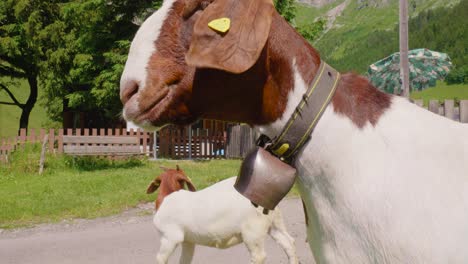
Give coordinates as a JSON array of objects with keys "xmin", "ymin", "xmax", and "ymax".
[{"xmin": 295, "ymin": 0, "xmax": 464, "ymax": 72}]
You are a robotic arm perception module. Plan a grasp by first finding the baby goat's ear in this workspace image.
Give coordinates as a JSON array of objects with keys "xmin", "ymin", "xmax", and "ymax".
[
  {"xmin": 186, "ymin": 0, "xmax": 274, "ymax": 74},
  {"xmin": 146, "ymin": 177, "xmax": 161, "ymax": 194},
  {"xmin": 178, "ymin": 175, "xmax": 196, "ymax": 192}
]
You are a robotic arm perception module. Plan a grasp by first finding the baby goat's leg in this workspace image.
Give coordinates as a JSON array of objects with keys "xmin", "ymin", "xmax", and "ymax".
[
  {"xmin": 156, "ymin": 235, "xmax": 181, "ymax": 264},
  {"xmin": 243, "ymin": 222, "xmax": 268, "ymax": 264},
  {"xmin": 244, "ymin": 239, "xmax": 267, "ymax": 264},
  {"xmin": 269, "ymin": 227, "xmax": 297, "ymax": 263},
  {"xmin": 269, "ymin": 229, "xmax": 298, "ymax": 264},
  {"xmin": 179, "ymin": 242, "xmax": 195, "ymax": 264},
  {"xmin": 269, "ymin": 210, "xmax": 298, "ymax": 264}
]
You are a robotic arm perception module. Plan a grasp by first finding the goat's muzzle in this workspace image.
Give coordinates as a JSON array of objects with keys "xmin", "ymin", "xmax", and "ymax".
[{"xmin": 234, "ymin": 147, "xmax": 296, "ymax": 210}]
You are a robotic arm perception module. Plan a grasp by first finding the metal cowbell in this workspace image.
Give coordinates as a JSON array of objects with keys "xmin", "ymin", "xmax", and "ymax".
[{"xmin": 234, "ymin": 147, "xmax": 297, "ymax": 210}]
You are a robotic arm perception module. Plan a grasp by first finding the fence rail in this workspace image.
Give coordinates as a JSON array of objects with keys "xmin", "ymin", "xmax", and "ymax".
[
  {"xmin": 2, "ymin": 99, "xmax": 466, "ymax": 163},
  {"xmin": 0, "ymin": 126, "xmax": 252, "ymax": 162}
]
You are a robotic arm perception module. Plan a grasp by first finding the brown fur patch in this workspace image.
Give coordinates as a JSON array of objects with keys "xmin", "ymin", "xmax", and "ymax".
[{"xmin": 331, "ymin": 73, "xmax": 392, "ymax": 128}]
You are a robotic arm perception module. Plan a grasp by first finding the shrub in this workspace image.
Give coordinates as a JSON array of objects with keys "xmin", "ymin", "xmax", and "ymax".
[{"xmin": 446, "ymin": 66, "xmax": 468, "ymax": 84}]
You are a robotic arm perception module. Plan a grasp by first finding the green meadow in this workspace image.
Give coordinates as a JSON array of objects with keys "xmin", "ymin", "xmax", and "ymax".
[
  {"xmin": 411, "ymin": 82, "xmax": 468, "ymax": 105},
  {"xmin": 0, "ymin": 144, "xmax": 244, "ymax": 229},
  {"xmin": 0, "ymin": 143, "xmax": 302, "ymax": 229}
]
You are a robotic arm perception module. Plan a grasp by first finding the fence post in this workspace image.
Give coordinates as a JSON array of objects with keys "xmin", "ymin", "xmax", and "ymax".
[
  {"xmin": 188, "ymin": 125, "xmax": 192, "ymax": 160},
  {"xmin": 428, "ymin": 100, "xmax": 439, "ymax": 114},
  {"xmin": 142, "ymin": 130, "xmax": 148, "ymax": 156},
  {"xmin": 29, "ymin": 128, "xmax": 36, "ymax": 142},
  {"xmin": 48, "ymin": 129, "xmax": 55, "ymax": 153},
  {"xmin": 1, "ymin": 138, "xmax": 4, "ymax": 162},
  {"xmin": 39, "ymin": 134, "xmax": 49, "ymax": 175},
  {"xmin": 153, "ymin": 131, "xmax": 158, "ymax": 159},
  {"xmin": 58, "ymin": 129, "xmax": 64, "ymax": 153},
  {"xmin": 414, "ymin": 99, "xmax": 424, "ymax": 107},
  {"xmin": 460, "ymin": 100, "xmax": 468, "ymax": 123},
  {"xmin": 444, "ymin": 100, "xmax": 455, "ymax": 121}
]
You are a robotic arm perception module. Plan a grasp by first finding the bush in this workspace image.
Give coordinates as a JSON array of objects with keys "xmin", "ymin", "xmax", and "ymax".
[
  {"xmin": 446, "ymin": 66, "xmax": 468, "ymax": 84},
  {"xmin": 296, "ymin": 19, "xmax": 326, "ymax": 43}
]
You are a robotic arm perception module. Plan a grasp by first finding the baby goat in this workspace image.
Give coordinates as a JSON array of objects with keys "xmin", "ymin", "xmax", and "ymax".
[{"xmin": 147, "ymin": 166, "xmax": 298, "ymax": 264}]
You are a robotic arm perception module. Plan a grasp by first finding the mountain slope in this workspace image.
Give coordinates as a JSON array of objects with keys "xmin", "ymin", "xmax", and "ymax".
[{"xmin": 295, "ymin": 0, "xmax": 463, "ymax": 72}]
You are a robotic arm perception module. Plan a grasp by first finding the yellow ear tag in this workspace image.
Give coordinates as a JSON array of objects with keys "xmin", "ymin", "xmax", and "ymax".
[{"xmin": 208, "ymin": 17, "xmax": 231, "ymax": 33}]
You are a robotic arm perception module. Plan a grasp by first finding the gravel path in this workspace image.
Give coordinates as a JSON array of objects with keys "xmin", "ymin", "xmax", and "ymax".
[{"xmin": 0, "ymin": 198, "xmax": 314, "ymax": 264}]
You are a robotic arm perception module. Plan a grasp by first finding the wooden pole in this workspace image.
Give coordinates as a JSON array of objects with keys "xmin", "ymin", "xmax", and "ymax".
[
  {"xmin": 153, "ymin": 131, "xmax": 158, "ymax": 159},
  {"xmin": 399, "ymin": 0, "xmax": 410, "ymax": 98},
  {"xmin": 188, "ymin": 125, "xmax": 192, "ymax": 160},
  {"xmin": 39, "ymin": 134, "xmax": 49, "ymax": 175}
]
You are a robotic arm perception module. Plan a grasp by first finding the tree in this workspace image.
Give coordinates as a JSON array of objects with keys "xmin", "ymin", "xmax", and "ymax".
[
  {"xmin": 0, "ymin": 0, "xmax": 60, "ymax": 130},
  {"xmin": 296, "ymin": 19, "xmax": 326, "ymax": 43},
  {"xmin": 275, "ymin": 0, "xmax": 297, "ymax": 23},
  {"xmin": 42, "ymin": 0, "xmax": 161, "ymax": 128}
]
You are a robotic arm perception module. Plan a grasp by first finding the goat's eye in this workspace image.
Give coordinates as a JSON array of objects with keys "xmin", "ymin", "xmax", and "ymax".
[{"xmin": 200, "ymin": 0, "xmax": 211, "ymax": 10}]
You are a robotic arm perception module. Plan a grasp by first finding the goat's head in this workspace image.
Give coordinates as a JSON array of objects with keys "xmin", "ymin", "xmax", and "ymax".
[
  {"xmin": 146, "ymin": 165, "xmax": 196, "ymax": 209},
  {"xmin": 120, "ymin": 0, "xmax": 311, "ymax": 129}
]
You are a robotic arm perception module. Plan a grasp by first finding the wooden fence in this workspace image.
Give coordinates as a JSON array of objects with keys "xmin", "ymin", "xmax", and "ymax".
[
  {"xmin": 157, "ymin": 128, "xmax": 226, "ymax": 159},
  {"xmin": 56, "ymin": 128, "xmax": 153, "ymax": 155},
  {"xmin": 0, "ymin": 128, "xmax": 54, "ymax": 163},
  {"xmin": 0, "ymin": 126, "xmax": 242, "ymax": 162},
  {"xmin": 413, "ymin": 99, "xmax": 468, "ymax": 122},
  {"xmin": 225, "ymin": 125, "xmax": 257, "ymax": 159},
  {"xmin": 3, "ymin": 99, "xmax": 466, "ymax": 163}
]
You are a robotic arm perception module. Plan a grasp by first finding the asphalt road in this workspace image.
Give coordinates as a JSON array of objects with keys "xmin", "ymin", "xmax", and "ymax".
[{"xmin": 0, "ymin": 198, "xmax": 314, "ymax": 264}]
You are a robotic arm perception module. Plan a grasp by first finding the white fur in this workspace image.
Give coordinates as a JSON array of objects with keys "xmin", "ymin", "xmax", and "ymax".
[
  {"xmin": 153, "ymin": 177, "xmax": 298, "ymax": 264},
  {"xmin": 257, "ymin": 63, "xmax": 468, "ymax": 263}
]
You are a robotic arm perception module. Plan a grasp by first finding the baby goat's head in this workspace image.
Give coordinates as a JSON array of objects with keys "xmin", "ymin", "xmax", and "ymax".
[
  {"xmin": 120, "ymin": 0, "xmax": 288, "ymax": 129},
  {"xmin": 146, "ymin": 165, "xmax": 196, "ymax": 210}
]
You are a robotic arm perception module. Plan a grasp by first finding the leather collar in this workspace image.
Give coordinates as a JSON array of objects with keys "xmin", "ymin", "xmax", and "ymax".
[{"xmin": 259, "ymin": 61, "xmax": 341, "ymax": 162}]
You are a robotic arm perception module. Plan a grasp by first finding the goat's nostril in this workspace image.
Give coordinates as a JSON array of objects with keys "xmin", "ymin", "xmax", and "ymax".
[{"xmin": 121, "ymin": 80, "xmax": 139, "ymax": 104}]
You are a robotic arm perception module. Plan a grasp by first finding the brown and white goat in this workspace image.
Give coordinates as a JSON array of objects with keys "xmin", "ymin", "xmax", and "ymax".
[
  {"xmin": 147, "ymin": 166, "xmax": 298, "ymax": 264},
  {"xmin": 121, "ymin": 0, "xmax": 468, "ymax": 263},
  {"xmin": 147, "ymin": 165, "xmax": 196, "ymax": 210}
]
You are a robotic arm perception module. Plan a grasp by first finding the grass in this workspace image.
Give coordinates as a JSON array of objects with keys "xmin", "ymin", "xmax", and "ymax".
[
  {"xmin": 0, "ymin": 145, "xmax": 244, "ymax": 229},
  {"xmin": 410, "ymin": 82, "xmax": 468, "ymax": 105},
  {"xmin": 0, "ymin": 78, "xmax": 50, "ymax": 138},
  {"xmin": 294, "ymin": 2, "xmax": 344, "ymax": 27},
  {"xmin": 0, "ymin": 145, "xmax": 300, "ymax": 229}
]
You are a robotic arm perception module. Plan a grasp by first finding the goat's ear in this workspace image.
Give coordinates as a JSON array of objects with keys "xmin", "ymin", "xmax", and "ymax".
[
  {"xmin": 178, "ymin": 176, "xmax": 196, "ymax": 192},
  {"xmin": 146, "ymin": 178, "xmax": 161, "ymax": 194},
  {"xmin": 185, "ymin": 180, "xmax": 196, "ymax": 192},
  {"xmin": 186, "ymin": 0, "xmax": 274, "ymax": 74}
]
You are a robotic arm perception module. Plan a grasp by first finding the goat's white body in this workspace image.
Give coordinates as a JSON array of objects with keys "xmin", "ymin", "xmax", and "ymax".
[
  {"xmin": 258, "ymin": 65, "xmax": 468, "ymax": 263},
  {"xmin": 153, "ymin": 177, "xmax": 298, "ymax": 264}
]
